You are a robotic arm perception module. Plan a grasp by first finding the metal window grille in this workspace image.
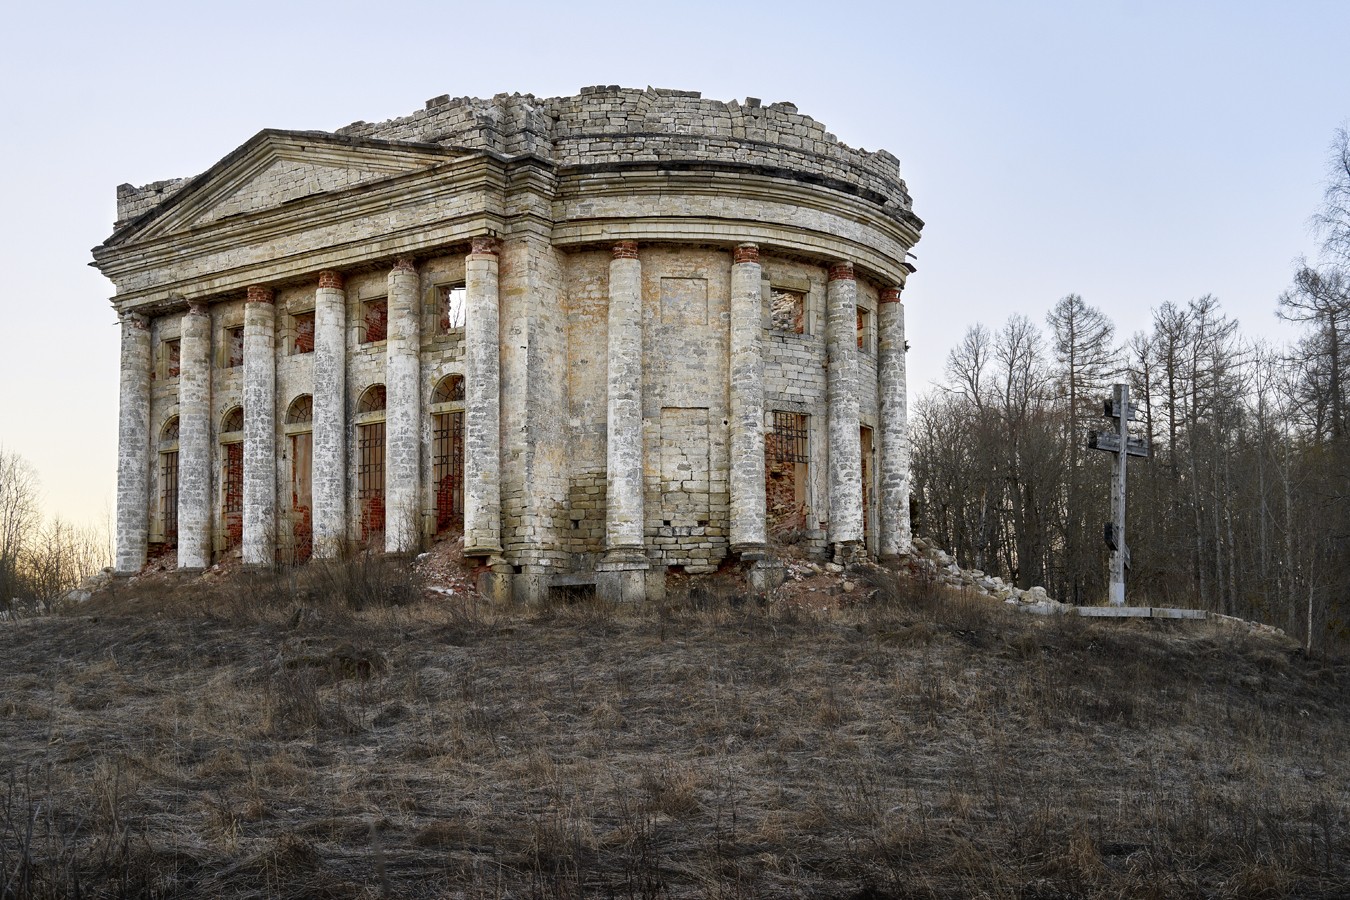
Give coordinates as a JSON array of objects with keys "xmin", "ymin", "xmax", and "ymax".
[
  {"xmin": 433, "ymin": 410, "xmax": 465, "ymax": 531},
  {"xmin": 221, "ymin": 406, "xmax": 244, "ymax": 433},
  {"xmin": 223, "ymin": 442, "xmax": 244, "ymax": 549},
  {"xmin": 293, "ymin": 311, "xmax": 315, "ymax": 354},
  {"xmin": 358, "ymin": 421, "xmax": 386, "ymax": 538},
  {"xmin": 161, "ymin": 416, "xmax": 180, "ymax": 443},
  {"xmin": 363, "ymin": 299, "xmax": 388, "ymax": 343},
  {"xmin": 440, "ymin": 285, "xmax": 466, "ymax": 333},
  {"xmin": 769, "ymin": 411, "xmax": 809, "ymax": 463},
  {"xmin": 160, "ymin": 451, "xmax": 179, "ymax": 544}
]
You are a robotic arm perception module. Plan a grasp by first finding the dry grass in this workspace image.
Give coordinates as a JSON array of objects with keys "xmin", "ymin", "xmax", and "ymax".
[{"xmin": 1, "ymin": 561, "xmax": 1347, "ymax": 898}]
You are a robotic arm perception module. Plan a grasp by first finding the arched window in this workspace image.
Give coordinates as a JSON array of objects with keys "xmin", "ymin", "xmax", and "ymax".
[
  {"xmin": 284, "ymin": 394, "xmax": 313, "ymax": 563},
  {"xmin": 220, "ymin": 406, "xmax": 244, "ymax": 434},
  {"xmin": 285, "ymin": 394, "xmax": 313, "ymax": 426},
  {"xmin": 219, "ymin": 406, "xmax": 244, "ymax": 551},
  {"xmin": 357, "ymin": 384, "xmax": 387, "ymax": 415},
  {"xmin": 355, "ymin": 384, "xmax": 386, "ymax": 540},
  {"xmin": 432, "ymin": 374, "xmax": 465, "ymax": 405},
  {"xmin": 159, "ymin": 416, "xmax": 180, "ymax": 547}
]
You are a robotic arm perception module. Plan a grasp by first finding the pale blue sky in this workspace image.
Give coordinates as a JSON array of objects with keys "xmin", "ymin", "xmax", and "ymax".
[{"xmin": 2, "ymin": 0, "xmax": 1346, "ymax": 526}]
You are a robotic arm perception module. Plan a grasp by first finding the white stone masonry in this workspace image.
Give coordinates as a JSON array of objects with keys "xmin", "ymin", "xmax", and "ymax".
[
  {"xmin": 826, "ymin": 262, "xmax": 864, "ymax": 551},
  {"xmin": 312, "ymin": 271, "xmax": 347, "ymax": 558},
  {"xmin": 604, "ymin": 241, "xmax": 645, "ymax": 555},
  {"xmin": 464, "ymin": 238, "xmax": 502, "ymax": 555},
  {"xmin": 177, "ymin": 302, "xmax": 211, "ymax": 570},
  {"xmin": 877, "ymin": 287, "xmax": 911, "ymax": 558},
  {"xmin": 385, "ymin": 258, "xmax": 421, "ymax": 554},
  {"xmin": 242, "ymin": 287, "xmax": 276, "ymax": 566},
  {"xmin": 728, "ymin": 243, "xmax": 767, "ymax": 551},
  {"xmin": 114, "ymin": 312, "xmax": 151, "ymax": 573}
]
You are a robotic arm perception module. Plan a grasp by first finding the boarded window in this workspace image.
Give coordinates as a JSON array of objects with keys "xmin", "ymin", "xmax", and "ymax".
[
  {"xmin": 440, "ymin": 285, "xmax": 466, "ymax": 333},
  {"xmin": 225, "ymin": 326, "xmax": 244, "ymax": 368},
  {"xmin": 363, "ymin": 299, "xmax": 388, "ymax": 343},
  {"xmin": 293, "ymin": 311, "xmax": 315, "ymax": 354},
  {"xmin": 771, "ymin": 288, "xmax": 806, "ymax": 334}
]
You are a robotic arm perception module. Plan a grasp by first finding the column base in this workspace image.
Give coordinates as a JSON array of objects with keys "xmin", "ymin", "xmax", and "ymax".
[{"xmin": 597, "ymin": 550, "xmax": 650, "ymax": 603}]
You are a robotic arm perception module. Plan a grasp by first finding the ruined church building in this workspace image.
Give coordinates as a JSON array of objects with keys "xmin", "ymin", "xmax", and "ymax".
[{"xmin": 94, "ymin": 87, "xmax": 923, "ymax": 602}]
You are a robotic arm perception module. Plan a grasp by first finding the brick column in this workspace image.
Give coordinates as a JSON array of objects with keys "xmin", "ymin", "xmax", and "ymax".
[
  {"xmin": 114, "ymin": 311, "xmax": 151, "ymax": 574},
  {"xmin": 877, "ymin": 285, "xmax": 912, "ymax": 560},
  {"xmin": 242, "ymin": 286, "xmax": 276, "ymax": 567},
  {"xmin": 177, "ymin": 300, "xmax": 211, "ymax": 570},
  {"xmin": 312, "ymin": 270, "xmax": 347, "ymax": 559},
  {"xmin": 826, "ymin": 261, "xmax": 863, "ymax": 558},
  {"xmin": 385, "ymin": 257, "xmax": 421, "ymax": 554},
  {"xmin": 464, "ymin": 238, "xmax": 501, "ymax": 556},
  {"xmin": 729, "ymin": 243, "xmax": 767, "ymax": 553}
]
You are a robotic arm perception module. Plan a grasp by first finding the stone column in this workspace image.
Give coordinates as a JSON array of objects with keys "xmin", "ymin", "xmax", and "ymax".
[
  {"xmin": 114, "ymin": 311, "xmax": 151, "ymax": 574},
  {"xmin": 177, "ymin": 300, "xmax": 212, "ymax": 570},
  {"xmin": 242, "ymin": 286, "xmax": 276, "ymax": 568},
  {"xmin": 728, "ymin": 243, "xmax": 768, "ymax": 553},
  {"xmin": 826, "ymin": 261, "xmax": 864, "ymax": 558},
  {"xmin": 385, "ymin": 257, "xmax": 421, "ymax": 555},
  {"xmin": 464, "ymin": 237, "xmax": 502, "ymax": 556},
  {"xmin": 597, "ymin": 241, "xmax": 648, "ymax": 602},
  {"xmin": 312, "ymin": 270, "xmax": 347, "ymax": 559},
  {"xmin": 877, "ymin": 285, "xmax": 912, "ymax": 560}
]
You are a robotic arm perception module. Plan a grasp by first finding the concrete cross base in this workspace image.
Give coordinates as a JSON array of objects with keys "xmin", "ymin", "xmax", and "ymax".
[
  {"xmin": 596, "ymin": 568, "xmax": 647, "ymax": 604},
  {"xmin": 746, "ymin": 558, "xmax": 786, "ymax": 594}
]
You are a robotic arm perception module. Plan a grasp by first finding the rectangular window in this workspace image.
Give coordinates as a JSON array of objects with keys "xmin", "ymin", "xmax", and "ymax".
[
  {"xmin": 433, "ymin": 410, "xmax": 465, "ymax": 531},
  {"xmin": 358, "ymin": 421, "xmax": 386, "ymax": 539},
  {"xmin": 860, "ymin": 425, "xmax": 874, "ymax": 543},
  {"xmin": 160, "ymin": 450, "xmax": 179, "ymax": 545},
  {"xmin": 771, "ymin": 288, "xmax": 806, "ymax": 334},
  {"xmin": 440, "ymin": 284, "xmax": 466, "ymax": 333},
  {"xmin": 362, "ymin": 299, "xmax": 388, "ymax": 343},
  {"xmin": 856, "ymin": 308, "xmax": 873, "ymax": 353},
  {"xmin": 163, "ymin": 339, "xmax": 181, "ymax": 379},
  {"xmin": 292, "ymin": 311, "xmax": 315, "ymax": 354},
  {"xmin": 222, "ymin": 441, "xmax": 244, "ymax": 550},
  {"xmin": 225, "ymin": 326, "xmax": 244, "ymax": 368},
  {"xmin": 289, "ymin": 431, "xmax": 313, "ymax": 563},
  {"xmin": 767, "ymin": 411, "xmax": 809, "ymax": 534}
]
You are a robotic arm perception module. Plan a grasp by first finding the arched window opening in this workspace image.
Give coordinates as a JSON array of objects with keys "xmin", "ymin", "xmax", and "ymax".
[
  {"xmin": 158, "ymin": 415, "xmax": 180, "ymax": 548},
  {"xmin": 220, "ymin": 406, "xmax": 244, "ymax": 552},
  {"xmin": 356, "ymin": 384, "xmax": 386, "ymax": 540},
  {"xmin": 284, "ymin": 394, "xmax": 313, "ymax": 563},
  {"xmin": 432, "ymin": 374, "xmax": 465, "ymax": 404},
  {"xmin": 286, "ymin": 394, "xmax": 313, "ymax": 426},
  {"xmin": 357, "ymin": 384, "xmax": 387, "ymax": 415}
]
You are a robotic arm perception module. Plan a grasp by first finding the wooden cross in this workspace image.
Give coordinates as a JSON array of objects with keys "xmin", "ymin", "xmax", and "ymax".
[{"xmin": 1087, "ymin": 384, "xmax": 1150, "ymax": 606}]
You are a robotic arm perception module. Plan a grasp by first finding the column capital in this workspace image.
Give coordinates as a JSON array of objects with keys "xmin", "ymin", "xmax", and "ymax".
[
  {"xmin": 120, "ymin": 310, "xmax": 149, "ymax": 329},
  {"xmin": 828, "ymin": 261, "xmax": 855, "ymax": 282},
  {"xmin": 733, "ymin": 243, "xmax": 760, "ymax": 265},
  {"xmin": 470, "ymin": 236, "xmax": 501, "ymax": 256},
  {"xmin": 391, "ymin": 256, "xmax": 417, "ymax": 274},
  {"xmin": 246, "ymin": 285, "xmax": 275, "ymax": 304},
  {"xmin": 879, "ymin": 286, "xmax": 903, "ymax": 303},
  {"xmin": 318, "ymin": 270, "xmax": 344, "ymax": 290},
  {"xmin": 187, "ymin": 299, "xmax": 209, "ymax": 316},
  {"xmin": 612, "ymin": 240, "xmax": 640, "ymax": 260}
]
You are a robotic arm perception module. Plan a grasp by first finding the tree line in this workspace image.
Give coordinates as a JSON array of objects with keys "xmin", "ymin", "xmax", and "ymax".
[
  {"xmin": 911, "ymin": 128, "xmax": 1350, "ymax": 651},
  {"xmin": 0, "ymin": 449, "xmax": 110, "ymax": 612}
]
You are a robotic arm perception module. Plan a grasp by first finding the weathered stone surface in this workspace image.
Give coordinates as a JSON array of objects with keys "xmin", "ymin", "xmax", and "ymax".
[{"xmin": 96, "ymin": 88, "xmax": 923, "ymax": 599}]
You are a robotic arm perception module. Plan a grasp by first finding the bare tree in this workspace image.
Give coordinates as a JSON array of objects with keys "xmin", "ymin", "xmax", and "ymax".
[
  {"xmin": 0, "ymin": 449, "xmax": 41, "ymax": 605},
  {"xmin": 1312, "ymin": 125, "xmax": 1350, "ymax": 267}
]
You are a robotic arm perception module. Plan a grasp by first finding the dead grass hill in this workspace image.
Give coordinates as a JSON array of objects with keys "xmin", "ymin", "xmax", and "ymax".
[{"xmin": 2, "ymin": 547, "xmax": 1347, "ymax": 899}]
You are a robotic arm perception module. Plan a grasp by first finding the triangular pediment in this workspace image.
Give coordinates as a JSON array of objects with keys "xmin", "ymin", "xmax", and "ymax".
[{"xmin": 113, "ymin": 130, "xmax": 470, "ymax": 243}]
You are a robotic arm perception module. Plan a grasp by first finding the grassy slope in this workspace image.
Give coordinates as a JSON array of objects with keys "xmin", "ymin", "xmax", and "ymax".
[{"xmin": 2, "ymin": 563, "xmax": 1347, "ymax": 899}]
